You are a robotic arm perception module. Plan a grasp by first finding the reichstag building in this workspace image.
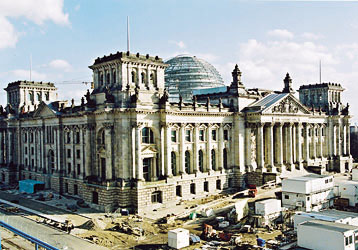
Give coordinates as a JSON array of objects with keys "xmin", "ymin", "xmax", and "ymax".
[{"xmin": 0, "ymin": 51, "xmax": 352, "ymax": 213}]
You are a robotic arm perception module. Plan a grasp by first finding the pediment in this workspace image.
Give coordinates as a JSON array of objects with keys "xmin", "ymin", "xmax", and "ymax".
[
  {"xmin": 263, "ymin": 95, "xmax": 311, "ymax": 115},
  {"xmin": 141, "ymin": 145, "xmax": 158, "ymax": 156},
  {"xmin": 33, "ymin": 102, "xmax": 57, "ymax": 118}
]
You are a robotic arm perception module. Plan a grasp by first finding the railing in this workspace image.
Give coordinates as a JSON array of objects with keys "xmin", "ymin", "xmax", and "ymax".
[{"xmin": 0, "ymin": 220, "xmax": 59, "ymax": 250}]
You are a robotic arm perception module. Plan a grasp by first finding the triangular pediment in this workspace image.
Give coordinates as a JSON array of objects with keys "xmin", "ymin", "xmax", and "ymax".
[
  {"xmin": 33, "ymin": 102, "xmax": 57, "ymax": 118},
  {"xmin": 263, "ymin": 94, "xmax": 311, "ymax": 115},
  {"xmin": 141, "ymin": 145, "xmax": 158, "ymax": 156}
]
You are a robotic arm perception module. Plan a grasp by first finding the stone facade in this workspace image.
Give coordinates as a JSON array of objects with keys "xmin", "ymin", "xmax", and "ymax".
[{"xmin": 0, "ymin": 52, "xmax": 353, "ymax": 213}]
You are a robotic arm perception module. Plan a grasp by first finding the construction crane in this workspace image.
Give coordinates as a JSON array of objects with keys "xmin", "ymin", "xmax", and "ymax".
[{"xmin": 54, "ymin": 81, "xmax": 94, "ymax": 89}]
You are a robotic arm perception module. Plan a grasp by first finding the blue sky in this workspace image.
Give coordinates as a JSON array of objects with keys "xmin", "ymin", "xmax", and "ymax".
[{"xmin": 1, "ymin": 0, "xmax": 358, "ymax": 121}]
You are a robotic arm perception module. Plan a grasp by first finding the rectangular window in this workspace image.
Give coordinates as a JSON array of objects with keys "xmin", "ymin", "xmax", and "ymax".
[
  {"xmin": 77, "ymin": 164, "xmax": 81, "ymax": 175},
  {"xmin": 346, "ymin": 237, "xmax": 349, "ymax": 246},
  {"xmin": 185, "ymin": 130, "xmax": 191, "ymax": 142},
  {"xmin": 349, "ymin": 235, "xmax": 353, "ymax": 244},
  {"xmin": 285, "ymin": 195, "xmax": 289, "ymax": 199},
  {"xmin": 199, "ymin": 130, "xmax": 204, "ymax": 141},
  {"xmin": 204, "ymin": 181, "xmax": 209, "ymax": 192},
  {"xmin": 190, "ymin": 183, "xmax": 196, "ymax": 194},
  {"xmin": 216, "ymin": 179, "xmax": 221, "ymax": 190},
  {"xmin": 67, "ymin": 149, "xmax": 71, "ymax": 158},
  {"xmin": 176, "ymin": 185, "xmax": 182, "ymax": 197},
  {"xmin": 224, "ymin": 130, "xmax": 229, "ymax": 140},
  {"xmin": 151, "ymin": 191, "xmax": 162, "ymax": 203},
  {"xmin": 171, "ymin": 130, "xmax": 177, "ymax": 143},
  {"xmin": 31, "ymin": 147, "xmax": 34, "ymax": 155},
  {"xmin": 25, "ymin": 147, "xmax": 28, "ymax": 155},
  {"xmin": 76, "ymin": 149, "xmax": 81, "ymax": 159},
  {"xmin": 75, "ymin": 131, "xmax": 80, "ymax": 144},
  {"xmin": 68, "ymin": 163, "xmax": 71, "ymax": 174},
  {"xmin": 322, "ymin": 127, "xmax": 325, "ymax": 136},
  {"xmin": 212, "ymin": 130, "xmax": 217, "ymax": 141}
]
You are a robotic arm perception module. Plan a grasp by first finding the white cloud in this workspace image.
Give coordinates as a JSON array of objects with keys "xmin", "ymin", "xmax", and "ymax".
[
  {"xmin": 49, "ymin": 59, "xmax": 72, "ymax": 71},
  {"xmin": 0, "ymin": 16, "xmax": 18, "ymax": 49},
  {"xmin": 0, "ymin": 0, "xmax": 69, "ymax": 49},
  {"xmin": 267, "ymin": 29, "xmax": 294, "ymax": 40},
  {"xmin": 169, "ymin": 40, "xmax": 186, "ymax": 49},
  {"xmin": 302, "ymin": 32, "xmax": 321, "ymax": 40},
  {"xmin": 11, "ymin": 69, "xmax": 46, "ymax": 81}
]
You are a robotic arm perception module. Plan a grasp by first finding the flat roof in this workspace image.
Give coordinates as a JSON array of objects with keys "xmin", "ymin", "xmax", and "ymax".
[
  {"xmin": 297, "ymin": 209, "xmax": 358, "ymax": 221},
  {"xmin": 256, "ymin": 198, "xmax": 280, "ymax": 204},
  {"xmin": 300, "ymin": 220, "xmax": 358, "ymax": 233},
  {"xmin": 285, "ymin": 174, "xmax": 331, "ymax": 182}
]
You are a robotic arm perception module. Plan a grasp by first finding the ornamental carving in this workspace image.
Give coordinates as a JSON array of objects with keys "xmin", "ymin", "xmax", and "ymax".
[{"xmin": 272, "ymin": 98, "xmax": 299, "ymax": 114}]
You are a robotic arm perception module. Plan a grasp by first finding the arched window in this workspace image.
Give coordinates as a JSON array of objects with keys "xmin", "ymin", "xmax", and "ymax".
[
  {"xmin": 185, "ymin": 151, "xmax": 190, "ymax": 174},
  {"xmin": 66, "ymin": 131, "xmax": 71, "ymax": 144},
  {"xmin": 171, "ymin": 151, "xmax": 176, "ymax": 175},
  {"xmin": 48, "ymin": 150, "xmax": 55, "ymax": 173},
  {"xmin": 101, "ymin": 130, "xmax": 105, "ymax": 145},
  {"xmin": 150, "ymin": 73, "xmax": 155, "ymax": 84},
  {"xmin": 211, "ymin": 149, "xmax": 216, "ymax": 170},
  {"xmin": 131, "ymin": 71, "xmax": 136, "ymax": 83},
  {"xmin": 198, "ymin": 150, "xmax": 204, "ymax": 172},
  {"xmin": 99, "ymin": 73, "xmax": 103, "ymax": 85},
  {"xmin": 106, "ymin": 73, "xmax": 110, "ymax": 84},
  {"xmin": 112, "ymin": 71, "xmax": 116, "ymax": 83},
  {"xmin": 37, "ymin": 92, "xmax": 41, "ymax": 102},
  {"xmin": 141, "ymin": 72, "xmax": 146, "ymax": 84},
  {"xmin": 30, "ymin": 132, "xmax": 34, "ymax": 143},
  {"xmin": 223, "ymin": 148, "xmax": 228, "ymax": 169},
  {"xmin": 142, "ymin": 127, "xmax": 154, "ymax": 144}
]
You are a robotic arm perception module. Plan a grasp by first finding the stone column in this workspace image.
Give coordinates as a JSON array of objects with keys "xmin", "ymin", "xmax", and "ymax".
[
  {"xmin": 332, "ymin": 124, "xmax": 337, "ymax": 156},
  {"xmin": 256, "ymin": 123, "xmax": 265, "ymax": 171},
  {"xmin": 206, "ymin": 124, "xmax": 212, "ymax": 172},
  {"xmin": 244, "ymin": 123, "xmax": 252, "ymax": 171},
  {"xmin": 179, "ymin": 123, "xmax": 186, "ymax": 174},
  {"xmin": 193, "ymin": 124, "xmax": 199, "ymax": 173},
  {"xmin": 8, "ymin": 129, "xmax": 13, "ymax": 164},
  {"xmin": 57, "ymin": 127, "xmax": 61, "ymax": 173},
  {"xmin": 347, "ymin": 123, "xmax": 351, "ymax": 156},
  {"xmin": 135, "ymin": 124, "xmax": 143, "ymax": 180},
  {"xmin": 79, "ymin": 128, "xmax": 84, "ymax": 179},
  {"xmin": 292, "ymin": 125, "xmax": 296, "ymax": 163},
  {"xmin": 131, "ymin": 125, "xmax": 136, "ymax": 179},
  {"xmin": 312, "ymin": 124, "xmax": 316, "ymax": 159},
  {"xmin": 266, "ymin": 123, "xmax": 274, "ymax": 171},
  {"xmin": 296, "ymin": 123, "xmax": 303, "ymax": 168},
  {"xmin": 286, "ymin": 123, "xmax": 293, "ymax": 166},
  {"xmin": 275, "ymin": 123, "xmax": 283, "ymax": 170},
  {"xmin": 165, "ymin": 124, "xmax": 173, "ymax": 176},
  {"xmin": 336, "ymin": 123, "xmax": 341, "ymax": 156},
  {"xmin": 318, "ymin": 124, "xmax": 323, "ymax": 158},
  {"xmin": 218, "ymin": 125, "xmax": 224, "ymax": 171},
  {"xmin": 343, "ymin": 124, "xmax": 347, "ymax": 156},
  {"xmin": 159, "ymin": 125, "xmax": 165, "ymax": 178},
  {"xmin": 84, "ymin": 126, "xmax": 92, "ymax": 177}
]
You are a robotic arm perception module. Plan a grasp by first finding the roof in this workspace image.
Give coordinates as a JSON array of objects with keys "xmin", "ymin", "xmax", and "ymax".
[
  {"xmin": 193, "ymin": 86, "xmax": 228, "ymax": 96},
  {"xmin": 299, "ymin": 220, "xmax": 358, "ymax": 233},
  {"xmin": 297, "ymin": 209, "xmax": 358, "ymax": 221},
  {"xmin": 298, "ymin": 82, "xmax": 344, "ymax": 91},
  {"xmin": 285, "ymin": 174, "xmax": 330, "ymax": 182},
  {"xmin": 244, "ymin": 93, "xmax": 289, "ymax": 113},
  {"xmin": 91, "ymin": 51, "xmax": 165, "ymax": 66},
  {"xmin": 256, "ymin": 198, "xmax": 280, "ymax": 205}
]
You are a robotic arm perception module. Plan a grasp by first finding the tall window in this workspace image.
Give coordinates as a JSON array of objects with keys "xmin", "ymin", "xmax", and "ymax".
[
  {"xmin": 185, "ymin": 130, "xmax": 191, "ymax": 142},
  {"xmin": 100, "ymin": 130, "xmax": 105, "ymax": 145},
  {"xmin": 212, "ymin": 129, "xmax": 217, "ymax": 141},
  {"xmin": 106, "ymin": 73, "xmax": 110, "ymax": 84},
  {"xmin": 112, "ymin": 71, "xmax": 116, "ymax": 83},
  {"xmin": 142, "ymin": 127, "xmax": 154, "ymax": 144},
  {"xmin": 75, "ymin": 131, "xmax": 80, "ymax": 144},
  {"xmin": 30, "ymin": 132, "xmax": 34, "ymax": 143},
  {"xmin": 199, "ymin": 130, "xmax": 205, "ymax": 141},
  {"xmin": 131, "ymin": 71, "xmax": 136, "ymax": 83},
  {"xmin": 198, "ymin": 150, "xmax": 204, "ymax": 172},
  {"xmin": 171, "ymin": 151, "xmax": 176, "ymax": 175},
  {"xmin": 99, "ymin": 73, "xmax": 103, "ymax": 85},
  {"xmin": 66, "ymin": 131, "xmax": 71, "ymax": 144},
  {"xmin": 223, "ymin": 148, "xmax": 228, "ymax": 169},
  {"xmin": 141, "ymin": 72, "xmax": 146, "ymax": 84},
  {"xmin": 224, "ymin": 130, "xmax": 229, "ymax": 140},
  {"xmin": 171, "ymin": 130, "xmax": 177, "ymax": 142},
  {"xmin": 143, "ymin": 158, "xmax": 151, "ymax": 181},
  {"xmin": 211, "ymin": 149, "xmax": 216, "ymax": 170},
  {"xmin": 185, "ymin": 151, "xmax": 190, "ymax": 174}
]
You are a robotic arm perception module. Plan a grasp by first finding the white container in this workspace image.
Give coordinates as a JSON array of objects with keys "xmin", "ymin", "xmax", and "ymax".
[
  {"xmin": 352, "ymin": 168, "xmax": 358, "ymax": 181},
  {"xmin": 168, "ymin": 228, "xmax": 189, "ymax": 249},
  {"xmin": 255, "ymin": 199, "xmax": 281, "ymax": 216}
]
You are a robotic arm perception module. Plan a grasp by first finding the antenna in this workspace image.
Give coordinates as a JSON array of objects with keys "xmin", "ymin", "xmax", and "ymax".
[
  {"xmin": 30, "ymin": 54, "xmax": 32, "ymax": 81},
  {"xmin": 319, "ymin": 60, "xmax": 321, "ymax": 84},
  {"xmin": 127, "ymin": 16, "xmax": 130, "ymax": 52}
]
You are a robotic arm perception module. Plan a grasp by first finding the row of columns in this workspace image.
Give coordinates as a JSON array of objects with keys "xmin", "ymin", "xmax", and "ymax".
[{"xmin": 245, "ymin": 122, "xmax": 340, "ymax": 172}]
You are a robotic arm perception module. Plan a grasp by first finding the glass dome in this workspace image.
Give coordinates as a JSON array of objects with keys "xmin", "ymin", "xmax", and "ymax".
[{"xmin": 165, "ymin": 55, "xmax": 225, "ymax": 101}]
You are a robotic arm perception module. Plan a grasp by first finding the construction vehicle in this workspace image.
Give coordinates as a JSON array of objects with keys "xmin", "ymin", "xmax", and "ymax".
[
  {"xmin": 248, "ymin": 184, "xmax": 258, "ymax": 198},
  {"xmin": 202, "ymin": 224, "xmax": 216, "ymax": 240}
]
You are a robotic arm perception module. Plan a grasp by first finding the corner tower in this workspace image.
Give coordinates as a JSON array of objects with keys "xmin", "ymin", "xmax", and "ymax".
[
  {"xmin": 4, "ymin": 81, "xmax": 57, "ymax": 114},
  {"xmin": 88, "ymin": 52, "xmax": 167, "ymax": 109}
]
